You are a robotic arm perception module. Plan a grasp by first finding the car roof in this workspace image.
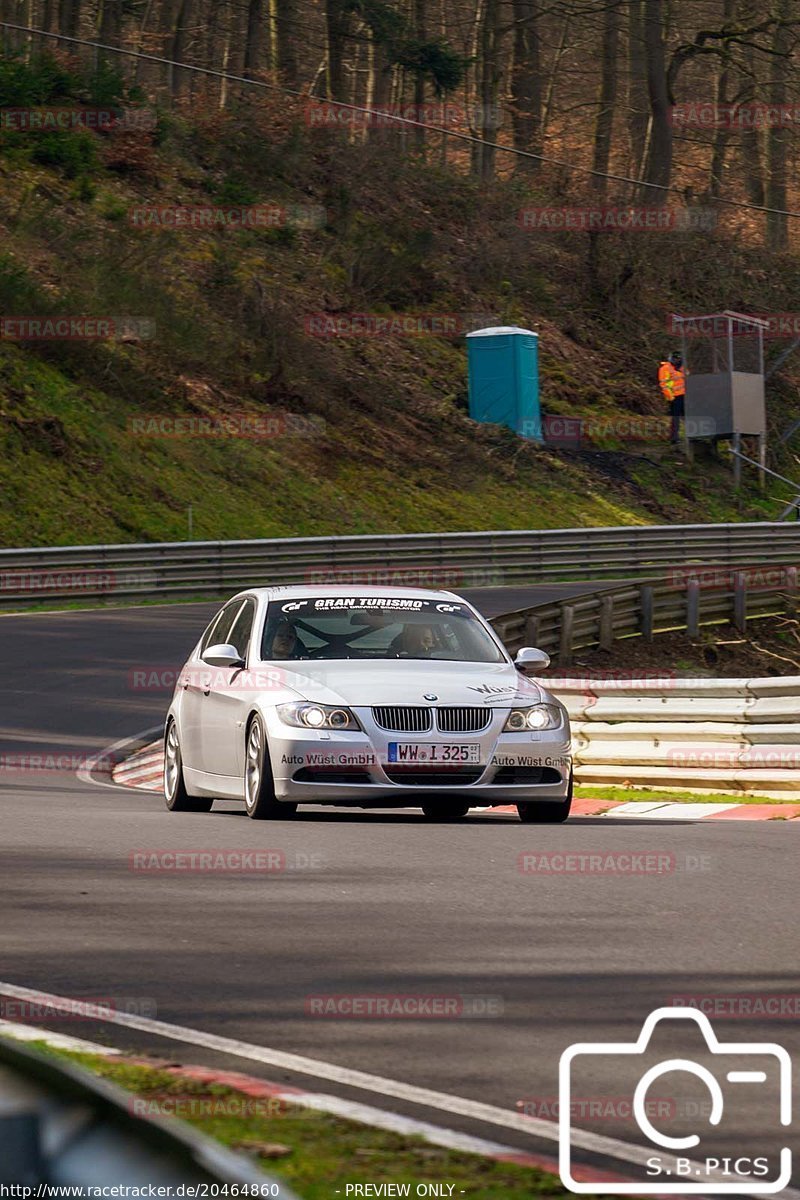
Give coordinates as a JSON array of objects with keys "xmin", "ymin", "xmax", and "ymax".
[{"xmin": 229, "ymin": 584, "xmax": 467, "ymax": 603}]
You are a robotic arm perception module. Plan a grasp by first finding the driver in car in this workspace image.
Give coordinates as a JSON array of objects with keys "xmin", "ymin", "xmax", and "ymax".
[
  {"xmin": 265, "ymin": 620, "xmax": 301, "ymax": 659},
  {"xmin": 392, "ymin": 623, "xmax": 436, "ymax": 657}
]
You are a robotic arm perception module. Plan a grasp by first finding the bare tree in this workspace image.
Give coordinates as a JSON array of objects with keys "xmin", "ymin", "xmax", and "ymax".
[
  {"xmin": 325, "ymin": 0, "xmax": 350, "ymax": 101},
  {"xmin": 276, "ymin": 0, "xmax": 299, "ymax": 86},
  {"xmin": 766, "ymin": 0, "xmax": 792, "ymax": 250},
  {"xmin": 509, "ymin": 0, "xmax": 542, "ymax": 170},
  {"xmin": 244, "ymin": 0, "xmax": 263, "ymax": 79},
  {"xmin": 640, "ymin": 0, "xmax": 671, "ymax": 197},
  {"xmin": 627, "ymin": 0, "xmax": 649, "ymax": 177},
  {"xmin": 592, "ymin": 0, "xmax": 621, "ymax": 192}
]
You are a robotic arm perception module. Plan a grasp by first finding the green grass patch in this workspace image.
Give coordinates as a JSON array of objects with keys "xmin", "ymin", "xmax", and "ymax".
[
  {"xmin": 575, "ymin": 784, "xmax": 799, "ymax": 807},
  {"xmin": 22, "ymin": 1042, "xmax": 578, "ymax": 1198}
]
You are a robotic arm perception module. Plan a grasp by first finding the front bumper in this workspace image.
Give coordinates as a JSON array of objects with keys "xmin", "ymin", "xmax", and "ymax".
[{"xmin": 264, "ymin": 706, "xmax": 572, "ymax": 805}]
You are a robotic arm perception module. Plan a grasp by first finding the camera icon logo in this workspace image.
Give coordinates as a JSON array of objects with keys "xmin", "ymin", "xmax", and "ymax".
[{"xmin": 558, "ymin": 1006, "xmax": 792, "ymax": 1194}]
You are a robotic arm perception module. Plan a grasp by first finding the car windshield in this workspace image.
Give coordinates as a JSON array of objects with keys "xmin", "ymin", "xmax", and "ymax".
[{"xmin": 260, "ymin": 596, "xmax": 506, "ymax": 662}]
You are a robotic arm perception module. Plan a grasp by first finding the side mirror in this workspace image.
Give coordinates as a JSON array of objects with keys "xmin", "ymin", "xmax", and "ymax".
[
  {"xmin": 514, "ymin": 646, "xmax": 550, "ymax": 673},
  {"xmin": 202, "ymin": 643, "xmax": 245, "ymax": 669}
]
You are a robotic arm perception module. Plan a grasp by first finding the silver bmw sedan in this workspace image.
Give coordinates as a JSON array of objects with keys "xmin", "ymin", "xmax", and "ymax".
[{"xmin": 164, "ymin": 586, "xmax": 572, "ymax": 823}]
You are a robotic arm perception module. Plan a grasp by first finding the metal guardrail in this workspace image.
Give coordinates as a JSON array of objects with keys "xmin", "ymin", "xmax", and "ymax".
[
  {"xmin": 0, "ymin": 1034, "xmax": 298, "ymax": 1192},
  {"xmin": 491, "ymin": 568, "xmax": 799, "ymax": 663},
  {"xmin": 2, "ymin": 523, "xmax": 800, "ymax": 608},
  {"xmin": 549, "ymin": 676, "xmax": 800, "ymax": 799}
]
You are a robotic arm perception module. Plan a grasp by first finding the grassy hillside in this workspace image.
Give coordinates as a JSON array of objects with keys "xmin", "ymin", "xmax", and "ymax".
[{"xmin": 1, "ymin": 64, "xmax": 799, "ymax": 546}]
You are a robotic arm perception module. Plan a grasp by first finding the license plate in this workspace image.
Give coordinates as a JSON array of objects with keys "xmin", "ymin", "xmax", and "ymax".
[{"xmin": 387, "ymin": 743, "xmax": 481, "ymax": 764}]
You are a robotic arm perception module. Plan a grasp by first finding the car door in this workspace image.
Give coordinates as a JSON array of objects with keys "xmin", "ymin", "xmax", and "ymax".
[
  {"xmin": 201, "ymin": 597, "xmax": 256, "ymax": 780},
  {"xmin": 180, "ymin": 600, "xmax": 242, "ymax": 773}
]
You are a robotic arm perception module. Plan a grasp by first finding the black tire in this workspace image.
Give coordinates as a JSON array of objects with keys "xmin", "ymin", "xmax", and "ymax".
[
  {"xmin": 244, "ymin": 715, "xmax": 297, "ymax": 820},
  {"xmin": 164, "ymin": 720, "xmax": 213, "ymax": 813},
  {"xmin": 517, "ymin": 798, "xmax": 571, "ymax": 823},
  {"xmin": 420, "ymin": 800, "xmax": 470, "ymax": 821}
]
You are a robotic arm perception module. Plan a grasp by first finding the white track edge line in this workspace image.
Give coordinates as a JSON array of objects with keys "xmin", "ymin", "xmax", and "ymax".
[
  {"xmin": 0, "ymin": 1021, "xmax": 539, "ymax": 1163},
  {"xmin": 0, "ymin": 1018, "xmax": 122, "ymax": 1055},
  {"xmin": 1, "ymin": 979, "xmax": 794, "ymax": 1198}
]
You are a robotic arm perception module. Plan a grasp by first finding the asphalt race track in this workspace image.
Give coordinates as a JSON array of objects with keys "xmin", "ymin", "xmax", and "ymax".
[{"xmin": 2, "ymin": 589, "xmax": 799, "ymax": 1187}]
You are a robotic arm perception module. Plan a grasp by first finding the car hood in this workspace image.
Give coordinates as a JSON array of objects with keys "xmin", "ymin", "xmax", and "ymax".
[{"xmin": 270, "ymin": 659, "xmax": 547, "ymax": 707}]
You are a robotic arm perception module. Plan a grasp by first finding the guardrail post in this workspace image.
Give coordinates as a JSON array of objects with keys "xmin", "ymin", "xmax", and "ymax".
[
  {"xmin": 733, "ymin": 571, "xmax": 747, "ymax": 632},
  {"xmin": 686, "ymin": 579, "xmax": 700, "ymax": 638},
  {"xmin": 784, "ymin": 566, "xmax": 798, "ymax": 617},
  {"xmin": 598, "ymin": 593, "xmax": 614, "ymax": 650},
  {"xmin": 524, "ymin": 613, "xmax": 540, "ymax": 646},
  {"xmin": 639, "ymin": 585, "xmax": 654, "ymax": 642},
  {"xmin": 559, "ymin": 604, "xmax": 575, "ymax": 666}
]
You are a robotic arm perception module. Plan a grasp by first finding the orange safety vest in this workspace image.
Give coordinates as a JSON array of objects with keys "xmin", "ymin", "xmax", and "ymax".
[{"xmin": 658, "ymin": 361, "xmax": 685, "ymax": 402}]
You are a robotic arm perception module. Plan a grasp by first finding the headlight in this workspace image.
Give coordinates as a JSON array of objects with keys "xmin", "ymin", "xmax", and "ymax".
[
  {"xmin": 277, "ymin": 702, "xmax": 361, "ymax": 731},
  {"xmin": 503, "ymin": 704, "xmax": 563, "ymax": 732}
]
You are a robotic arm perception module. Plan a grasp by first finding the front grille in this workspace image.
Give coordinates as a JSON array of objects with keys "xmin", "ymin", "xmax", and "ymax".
[
  {"xmin": 492, "ymin": 766, "xmax": 562, "ymax": 785},
  {"xmin": 436, "ymin": 706, "xmax": 492, "ymax": 733},
  {"xmin": 384, "ymin": 767, "xmax": 484, "ymax": 786},
  {"xmin": 372, "ymin": 706, "xmax": 432, "ymax": 733}
]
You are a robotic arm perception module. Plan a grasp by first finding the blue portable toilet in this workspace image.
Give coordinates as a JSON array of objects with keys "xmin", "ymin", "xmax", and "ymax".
[{"xmin": 466, "ymin": 326, "xmax": 541, "ymax": 440}]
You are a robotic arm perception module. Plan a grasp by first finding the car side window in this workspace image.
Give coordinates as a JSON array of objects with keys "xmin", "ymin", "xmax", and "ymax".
[
  {"xmin": 200, "ymin": 601, "xmax": 243, "ymax": 655},
  {"xmin": 199, "ymin": 609, "xmax": 225, "ymax": 655},
  {"xmin": 227, "ymin": 599, "xmax": 255, "ymax": 662}
]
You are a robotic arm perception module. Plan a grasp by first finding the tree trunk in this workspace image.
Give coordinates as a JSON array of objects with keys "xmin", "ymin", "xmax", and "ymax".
[
  {"xmin": 765, "ymin": 0, "xmax": 791, "ymax": 250},
  {"xmin": 276, "ymin": 0, "xmax": 298, "ymax": 86},
  {"xmin": 708, "ymin": 0, "xmax": 736, "ymax": 200},
  {"xmin": 413, "ymin": 0, "xmax": 426, "ymax": 151},
  {"xmin": 641, "ymin": 0, "xmax": 671, "ymax": 198},
  {"xmin": 325, "ymin": 0, "xmax": 350, "ymax": 102},
  {"xmin": 98, "ymin": 0, "xmax": 122, "ymax": 47},
  {"xmin": 170, "ymin": 0, "xmax": 195, "ymax": 98},
  {"xmin": 41, "ymin": 0, "xmax": 55, "ymax": 34},
  {"xmin": 627, "ymin": 0, "xmax": 649, "ymax": 177},
  {"xmin": 738, "ymin": 40, "xmax": 764, "ymax": 206},
  {"xmin": 592, "ymin": 0, "xmax": 620, "ymax": 192},
  {"xmin": 540, "ymin": 7, "xmax": 569, "ymax": 147},
  {"xmin": 58, "ymin": 0, "xmax": 81, "ymax": 38},
  {"xmin": 476, "ymin": 0, "xmax": 502, "ymax": 181},
  {"xmin": 243, "ymin": 0, "xmax": 262, "ymax": 80},
  {"xmin": 509, "ymin": 0, "xmax": 542, "ymax": 172}
]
